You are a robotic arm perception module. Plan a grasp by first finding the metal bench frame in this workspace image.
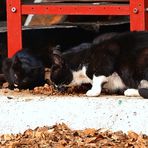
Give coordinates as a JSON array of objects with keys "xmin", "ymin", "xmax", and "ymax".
[{"xmin": 6, "ymin": 0, "xmax": 148, "ymax": 57}]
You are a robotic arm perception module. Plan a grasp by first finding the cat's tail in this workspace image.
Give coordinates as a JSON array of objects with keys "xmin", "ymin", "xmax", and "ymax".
[{"xmin": 138, "ymin": 88, "xmax": 148, "ymax": 99}]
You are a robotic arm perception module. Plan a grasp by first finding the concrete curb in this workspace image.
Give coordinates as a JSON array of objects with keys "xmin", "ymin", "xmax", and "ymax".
[{"xmin": 0, "ymin": 95, "xmax": 147, "ymax": 135}]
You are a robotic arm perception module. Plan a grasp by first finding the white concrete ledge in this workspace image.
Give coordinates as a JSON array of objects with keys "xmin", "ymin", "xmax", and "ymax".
[{"xmin": 0, "ymin": 94, "xmax": 147, "ymax": 135}]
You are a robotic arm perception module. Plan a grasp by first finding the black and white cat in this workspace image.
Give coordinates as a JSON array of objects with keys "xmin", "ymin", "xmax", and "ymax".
[{"xmin": 50, "ymin": 31, "xmax": 148, "ymax": 98}]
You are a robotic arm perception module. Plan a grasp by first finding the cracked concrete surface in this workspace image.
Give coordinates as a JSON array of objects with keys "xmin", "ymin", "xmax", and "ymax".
[{"xmin": 0, "ymin": 94, "xmax": 147, "ymax": 135}]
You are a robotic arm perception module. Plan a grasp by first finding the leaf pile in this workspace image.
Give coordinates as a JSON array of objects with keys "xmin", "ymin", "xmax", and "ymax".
[
  {"xmin": 1, "ymin": 83, "xmax": 92, "ymax": 97},
  {"xmin": 0, "ymin": 123, "xmax": 148, "ymax": 148}
]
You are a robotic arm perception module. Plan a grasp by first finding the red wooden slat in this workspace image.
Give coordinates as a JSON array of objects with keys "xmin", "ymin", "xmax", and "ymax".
[
  {"xmin": 22, "ymin": 0, "xmax": 129, "ymax": 2},
  {"xmin": 22, "ymin": 4, "xmax": 129, "ymax": 15}
]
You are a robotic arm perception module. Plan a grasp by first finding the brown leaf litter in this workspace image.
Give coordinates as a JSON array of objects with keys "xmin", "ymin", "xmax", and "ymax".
[{"xmin": 0, "ymin": 123, "xmax": 148, "ymax": 148}]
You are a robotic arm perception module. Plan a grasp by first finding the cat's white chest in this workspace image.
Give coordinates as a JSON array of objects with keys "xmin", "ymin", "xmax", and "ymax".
[{"xmin": 68, "ymin": 66, "xmax": 92, "ymax": 86}]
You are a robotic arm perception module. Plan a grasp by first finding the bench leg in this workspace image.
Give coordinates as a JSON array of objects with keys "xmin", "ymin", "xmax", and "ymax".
[
  {"xmin": 6, "ymin": 0, "xmax": 22, "ymax": 57},
  {"xmin": 130, "ymin": 0, "xmax": 148, "ymax": 31}
]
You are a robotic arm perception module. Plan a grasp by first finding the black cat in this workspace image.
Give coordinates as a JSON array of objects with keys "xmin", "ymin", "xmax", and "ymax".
[
  {"xmin": 50, "ymin": 31, "xmax": 148, "ymax": 98},
  {"xmin": 2, "ymin": 48, "xmax": 45, "ymax": 89},
  {"xmin": 1, "ymin": 27, "xmax": 98, "ymax": 89}
]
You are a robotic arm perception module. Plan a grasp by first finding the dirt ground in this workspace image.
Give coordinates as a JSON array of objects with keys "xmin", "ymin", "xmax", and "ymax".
[{"xmin": 0, "ymin": 82, "xmax": 93, "ymax": 99}]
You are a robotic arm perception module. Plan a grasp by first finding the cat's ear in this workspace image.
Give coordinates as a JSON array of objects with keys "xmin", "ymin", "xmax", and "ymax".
[
  {"xmin": 52, "ymin": 54, "xmax": 64, "ymax": 66},
  {"xmin": 52, "ymin": 45, "xmax": 61, "ymax": 52},
  {"xmin": 51, "ymin": 45, "xmax": 64, "ymax": 66},
  {"xmin": 52, "ymin": 45, "xmax": 62, "ymax": 56},
  {"xmin": 49, "ymin": 45, "xmax": 61, "ymax": 55}
]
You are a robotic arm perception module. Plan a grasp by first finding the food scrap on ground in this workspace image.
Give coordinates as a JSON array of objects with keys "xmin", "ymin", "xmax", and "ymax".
[{"xmin": 1, "ymin": 82, "xmax": 92, "ymax": 97}]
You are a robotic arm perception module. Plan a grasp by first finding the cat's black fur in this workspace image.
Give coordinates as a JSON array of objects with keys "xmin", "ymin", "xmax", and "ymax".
[
  {"xmin": 2, "ymin": 48, "xmax": 45, "ymax": 89},
  {"xmin": 50, "ymin": 31, "xmax": 148, "ymax": 98}
]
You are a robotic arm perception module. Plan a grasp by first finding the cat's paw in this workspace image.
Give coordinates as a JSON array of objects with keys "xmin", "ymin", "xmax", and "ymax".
[
  {"xmin": 86, "ymin": 89, "xmax": 101, "ymax": 97},
  {"xmin": 124, "ymin": 89, "xmax": 140, "ymax": 97}
]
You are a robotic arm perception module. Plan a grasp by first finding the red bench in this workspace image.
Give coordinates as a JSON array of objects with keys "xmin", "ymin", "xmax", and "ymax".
[{"xmin": 6, "ymin": 0, "xmax": 148, "ymax": 57}]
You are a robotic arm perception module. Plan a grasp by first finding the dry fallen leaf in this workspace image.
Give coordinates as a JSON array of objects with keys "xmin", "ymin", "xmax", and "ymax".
[
  {"xmin": 0, "ymin": 123, "xmax": 148, "ymax": 147},
  {"xmin": 128, "ymin": 131, "xmax": 139, "ymax": 141}
]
